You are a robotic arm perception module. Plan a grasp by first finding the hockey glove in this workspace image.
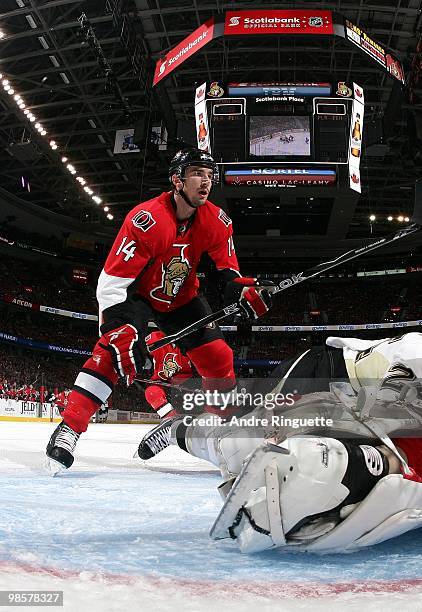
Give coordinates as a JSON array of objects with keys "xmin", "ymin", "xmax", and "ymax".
[
  {"xmin": 224, "ymin": 277, "xmax": 274, "ymax": 320},
  {"xmin": 99, "ymin": 323, "xmax": 145, "ymax": 386}
]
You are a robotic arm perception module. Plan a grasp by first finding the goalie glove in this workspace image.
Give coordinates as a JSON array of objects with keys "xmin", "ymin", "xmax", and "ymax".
[
  {"xmin": 224, "ymin": 277, "xmax": 274, "ymax": 320},
  {"xmin": 99, "ymin": 323, "xmax": 145, "ymax": 386}
]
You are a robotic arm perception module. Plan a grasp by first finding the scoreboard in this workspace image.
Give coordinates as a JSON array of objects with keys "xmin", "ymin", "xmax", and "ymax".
[{"xmin": 195, "ymin": 81, "xmax": 364, "ymax": 193}]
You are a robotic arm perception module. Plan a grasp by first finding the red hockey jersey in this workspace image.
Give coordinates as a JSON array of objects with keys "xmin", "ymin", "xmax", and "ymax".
[
  {"xmin": 97, "ymin": 191, "xmax": 239, "ymax": 319},
  {"xmin": 145, "ymin": 331, "xmax": 193, "ymax": 383}
]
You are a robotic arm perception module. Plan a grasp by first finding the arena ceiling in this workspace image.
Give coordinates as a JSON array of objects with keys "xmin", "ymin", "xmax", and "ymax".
[{"xmin": 0, "ymin": 0, "xmax": 421, "ymax": 260}]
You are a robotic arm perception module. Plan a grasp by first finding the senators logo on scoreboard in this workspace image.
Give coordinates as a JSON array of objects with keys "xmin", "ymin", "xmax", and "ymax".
[{"xmin": 150, "ymin": 244, "xmax": 191, "ymax": 304}]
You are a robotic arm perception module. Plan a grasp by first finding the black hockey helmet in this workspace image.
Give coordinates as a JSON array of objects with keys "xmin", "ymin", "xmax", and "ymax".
[{"xmin": 168, "ymin": 148, "xmax": 219, "ymax": 185}]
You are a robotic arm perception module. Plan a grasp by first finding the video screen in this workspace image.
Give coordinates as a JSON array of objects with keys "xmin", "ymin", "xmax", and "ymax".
[{"xmin": 249, "ymin": 116, "xmax": 311, "ymax": 156}]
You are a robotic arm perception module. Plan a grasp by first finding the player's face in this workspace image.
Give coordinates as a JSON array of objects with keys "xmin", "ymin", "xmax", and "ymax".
[{"xmin": 181, "ymin": 165, "xmax": 213, "ymax": 206}]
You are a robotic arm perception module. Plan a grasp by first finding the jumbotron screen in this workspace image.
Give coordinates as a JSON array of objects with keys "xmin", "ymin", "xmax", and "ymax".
[{"xmin": 249, "ymin": 115, "xmax": 311, "ymax": 157}]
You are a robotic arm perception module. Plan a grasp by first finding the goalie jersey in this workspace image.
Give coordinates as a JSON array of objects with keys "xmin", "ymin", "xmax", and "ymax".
[{"xmin": 326, "ymin": 332, "xmax": 422, "ymax": 395}]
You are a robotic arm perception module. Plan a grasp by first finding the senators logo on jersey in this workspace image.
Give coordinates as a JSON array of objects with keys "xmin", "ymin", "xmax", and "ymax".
[
  {"xmin": 150, "ymin": 244, "xmax": 191, "ymax": 304},
  {"xmin": 158, "ymin": 352, "xmax": 181, "ymax": 380}
]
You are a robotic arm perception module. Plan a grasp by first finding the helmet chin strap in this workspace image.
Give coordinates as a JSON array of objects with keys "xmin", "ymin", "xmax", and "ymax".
[{"xmin": 175, "ymin": 183, "xmax": 197, "ymax": 209}]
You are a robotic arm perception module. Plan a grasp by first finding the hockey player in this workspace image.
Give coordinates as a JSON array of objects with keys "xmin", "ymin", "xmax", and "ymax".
[
  {"xmin": 138, "ymin": 331, "xmax": 422, "ymax": 461},
  {"xmin": 46, "ymin": 148, "xmax": 273, "ymax": 473},
  {"xmin": 166, "ymin": 382, "xmax": 422, "ymax": 553}
]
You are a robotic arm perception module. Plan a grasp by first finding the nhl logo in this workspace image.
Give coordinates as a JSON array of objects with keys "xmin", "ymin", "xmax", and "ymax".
[{"xmin": 308, "ymin": 16, "xmax": 323, "ymax": 27}]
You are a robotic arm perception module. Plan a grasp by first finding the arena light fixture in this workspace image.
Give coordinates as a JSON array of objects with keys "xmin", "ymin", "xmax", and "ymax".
[
  {"xmin": 404, "ymin": 216, "xmax": 410, "ymax": 222},
  {"xmin": 0, "ymin": 30, "xmax": 5, "ymax": 40},
  {"xmin": 1, "ymin": 73, "xmax": 109, "ymax": 217},
  {"xmin": 107, "ymin": 213, "xmax": 114, "ymax": 220},
  {"xmin": 387, "ymin": 216, "xmax": 393, "ymax": 221},
  {"xmin": 104, "ymin": 206, "xmax": 109, "ymax": 212},
  {"xmin": 369, "ymin": 214, "xmax": 376, "ymax": 221},
  {"xmin": 397, "ymin": 215, "xmax": 404, "ymax": 222}
]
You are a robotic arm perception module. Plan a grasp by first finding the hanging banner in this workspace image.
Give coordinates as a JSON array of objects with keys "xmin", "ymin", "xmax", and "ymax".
[
  {"xmin": 348, "ymin": 83, "xmax": 364, "ymax": 193},
  {"xmin": 344, "ymin": 18, "xmax": 405, "ymax": 84},
  {"xmin": 113, "ymin": 129, "xmax": 140, "ymax": 154},
  {"xmin": 224, "ymin": 10, "xmax": 333, "ymax": 36},
  {"xmin": 153, "ymin": 18, "xmax": 215, "ymax": 86},
  {"xmin": 194, "ymin": 82, "xmax": 211, "ymax": 152}
]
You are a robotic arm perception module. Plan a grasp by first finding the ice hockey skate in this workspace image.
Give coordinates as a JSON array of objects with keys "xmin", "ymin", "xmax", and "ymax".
[
  {"xmin": 137, "ymin": 416, "xmax": 181, "ymax": 460},
  {"xmin": 45, "ymin": 421, "xmax": 81, "ymax": 475}
]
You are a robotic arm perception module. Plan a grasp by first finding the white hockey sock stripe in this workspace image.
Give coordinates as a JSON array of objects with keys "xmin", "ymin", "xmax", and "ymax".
[{"xmin": 75, "ymin": 371, "xmax": 113, "ymax": 404}]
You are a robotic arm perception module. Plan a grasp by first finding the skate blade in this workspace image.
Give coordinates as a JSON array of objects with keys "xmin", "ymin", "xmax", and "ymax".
[{"xmin": 44, "ymin": 456, "xmax": 67, "ymax": 476}]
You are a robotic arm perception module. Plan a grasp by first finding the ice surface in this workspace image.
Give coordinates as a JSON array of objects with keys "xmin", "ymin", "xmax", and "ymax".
[{"xmin": 1, "ymin": 422, "xmax": 422, "ymax": 611}]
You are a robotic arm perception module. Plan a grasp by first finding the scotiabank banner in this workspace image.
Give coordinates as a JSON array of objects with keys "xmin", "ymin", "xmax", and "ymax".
[
  {"xmin": 224, "ymin": 10, "xmax": 333, "ymax": 36},
  {"xmin": 153, "ymin": 17, "xmax": 215, "ymax": 86}
]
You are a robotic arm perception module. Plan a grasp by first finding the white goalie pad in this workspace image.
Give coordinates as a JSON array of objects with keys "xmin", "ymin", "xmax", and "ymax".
[{"xmin": 210, "ymin": 443, "xmax": 422, "ymax": 554}]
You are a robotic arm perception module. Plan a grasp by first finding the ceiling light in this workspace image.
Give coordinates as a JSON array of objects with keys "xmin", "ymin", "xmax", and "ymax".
[
  {"xmin": 35, "ymin": 123, "xmax": 41, "ymax": 129},
  {"xmin": 104, "ymin": 206, "xmax": 109, "ymax": 212},
  {"xmin": 0, "ymin": 31, "xmax": 6, "ymax": 40},
  {"xmin": 18, "ymin": 102, "xmax": 25, "ymax": 108},
  {"xmin": 29, "ymin": 115, "xmax": 36, "ymax": 122},
  {"xmin": 404, "ymin": 216, "xmax": 410, "ymax": 222},
  {"xmin": 66, "ymin": 163, "xmax": 75, "ymax": 171},
  {"xmin": 38, "ymin": 36, "xmax": 49, "ymax": 49},
  {"xmin": 107, "ymin": 214, "xmax": 113, "ymax": 220},
  {"xmin": 7, "ymin": 88, "xmax": 15, "ymax": 95},
  {"xmin": 88, "ymin": 119, "xmax": 97, "ymax": 128},
  {"xmin": 387, "ymin": 216, "xmax": 393, "ymax": 221},
  {"xmin": 98, "ymin": 134, "xmax": 106, "ymax": 144},
  {"xmin": 369, "ymin": 214, "xmax": 376, "ymax": 221},
  {"xmin": 3, "ymin": 84, "xmax": 10, "ymax": 91},
  {"xmin": 25, "ymin": 15, "xmax": 37, "ymax": 29},
  {"xmin": 40, "ymin": 129, "xmax": 47, "ymax": 136},
  {"xmin": 60, "ymin": 72, "xmax": 70, "ymax": 84},
  {"xmin": 13, "ymin": 94, "xmax": 20, "ymax": 101},
  {"xmin": 49, "ymin": 55, "xmax": 60, "ymax": 68},
  {"xmin": 397, "ymin": 215, "xmax": 404, "ymax": 222},
  {"xmin": 92, "ymin": 196, "xmax": 102, "ymax": 204},
  {"xmin": 23, "ymin": 109, "xmax": 30, "ymax": 115},
  {"xmin": 2, "ymin": 79, "xmax": 9, "ymax": 86},
  {"xmin": 61, "ymin": 156, "xmax": 68, "ymax": 163},
  {"xmin": 16, "ymin": 0, "xmax": 25, "ymax": 7}
]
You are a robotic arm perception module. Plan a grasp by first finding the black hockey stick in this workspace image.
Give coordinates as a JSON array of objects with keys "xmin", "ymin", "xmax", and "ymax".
[{"xmin": 147, "ymin": 216, "xmax": 422, "ymax": 354}]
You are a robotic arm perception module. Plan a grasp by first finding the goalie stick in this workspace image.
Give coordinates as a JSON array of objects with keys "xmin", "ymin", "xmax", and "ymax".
[{"xmin": 147, "ymin": 210, "xmax": 422, "ymax": 354}]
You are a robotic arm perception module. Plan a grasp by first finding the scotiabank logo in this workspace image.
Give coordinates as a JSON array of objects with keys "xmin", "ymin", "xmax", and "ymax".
[
  {"xmin": 158, "ymin": 61, "xmax": 167, "ymax": 76},
  {"xmin": 228, "ymin": 16, "xmax": 241, "ymax": 26}
]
